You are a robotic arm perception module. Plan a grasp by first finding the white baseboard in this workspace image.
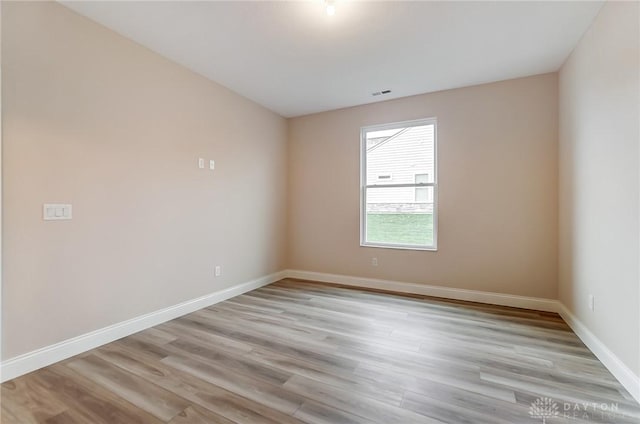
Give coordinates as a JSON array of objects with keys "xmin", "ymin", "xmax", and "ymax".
[
  {"xmin": 0, "ymin": 270, "xmax": 287, "ymax": 383},
  {"xmin": 556, "ymin": 303, "xmax": 640, "ymax": 404},
  {"xmin": 284, "ymin": 269, "xmax": 640, "ymax": 405},
  {"xmin": 285, "ymin": 269, "xmax": 560, "ymax": 312},
  {"xmin": 3, "ymin": 268, "xmax": 639, "ymax": 406}
]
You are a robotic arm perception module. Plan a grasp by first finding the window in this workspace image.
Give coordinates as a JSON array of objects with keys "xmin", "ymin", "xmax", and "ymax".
[
  {"xmin": 360, "ymin": 118, "xmax": 437, "ymax": 250},
  {"xmin": 414, "ymin": 174, "xmax": 429, "ymax": 202}
]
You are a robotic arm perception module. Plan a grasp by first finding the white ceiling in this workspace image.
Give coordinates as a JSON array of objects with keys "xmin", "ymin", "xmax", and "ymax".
[{"xmin": 61, "ymin": 1, "xmax": 603, "ymax": 118}]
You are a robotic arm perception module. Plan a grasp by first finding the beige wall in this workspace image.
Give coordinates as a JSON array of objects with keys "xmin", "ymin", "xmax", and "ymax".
[
  {"xmin": 288, "ymin": 74, "xmax": 559, "ymax": 299},
  {"xmin": 559, "ymin": 1, "xmax": 640, "ymax": 376},
  {"xmin": 8, "ymin": 0, "xmax": 635, "ymax": 381},
  {"xmin": 2, "ymin": 2, "xmax": 288, "ymax": 359}
]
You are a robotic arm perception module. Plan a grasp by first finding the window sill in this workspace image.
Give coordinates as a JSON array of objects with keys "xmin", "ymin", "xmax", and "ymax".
[{"xmin": 360, "ymin": 242, "xmax": 438, "ymax": 252}]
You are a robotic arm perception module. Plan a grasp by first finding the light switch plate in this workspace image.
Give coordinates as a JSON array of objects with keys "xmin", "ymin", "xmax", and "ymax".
[
  {"xmin": 44, "ymin": 204, "xmax": 72, "ymax": 220},
  {"xmin": 198, "ymin": 158, "xmax": 205, "ymax": 169},
  {"xmin": 209, "ymin": 160, "xmax": 215, "ymax": 170}
]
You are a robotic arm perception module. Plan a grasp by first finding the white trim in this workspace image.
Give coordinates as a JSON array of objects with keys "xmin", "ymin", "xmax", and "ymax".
[
  {"xmin": 3, "ymin": 267, "xmax": 638, "ymax": 405},
  {"xmin": 360, "ymin": 241, "xmax": 438, "ymax": 252},
  {"xmin": 0, "ymin": 270, "xmax": 287, "ymax": 382},
  {"xmin": 285, "ymin": 269, "xmax": 559, "ymax": 312},
  {"xmin": 556, "ymin": 303, "xmax": 640, "ymax": 404},
  {"xmin": 360, "ymin": 117, "xmax": 438, "ymax": 251},
  {"xmin": 284, "ymin": 269, "xmax": 640, "ymax": 404},
  {"xmin": 0, "ymin": 0, "xmax": 4, "ymax": 383}
]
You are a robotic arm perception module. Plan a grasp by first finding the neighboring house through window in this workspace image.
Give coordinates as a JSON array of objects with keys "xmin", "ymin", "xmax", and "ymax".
[
  {"xmin": 415, "ymin": 173, "xmax": 430, "ymax": 202},
  {"xmin": 360, "ymin": 118, "xmax": 437, "ymax": 250}
]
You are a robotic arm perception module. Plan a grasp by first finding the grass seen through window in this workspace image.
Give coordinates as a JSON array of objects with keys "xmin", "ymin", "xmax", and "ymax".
[{"xmin": 366, "ymin": 213, "xmax": 434, "ymax": 246}]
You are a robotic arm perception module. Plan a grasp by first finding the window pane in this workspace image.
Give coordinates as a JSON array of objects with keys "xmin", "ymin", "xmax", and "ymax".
[
  {"xmin": 361, "ymin": 118, "xmax": 437, "ymax": 250},
  {"xmin": 415, "ymin": 187, "xmax": 428, "ymax": 202},
  {"xmin": 365, "ymin": 124, "xmax": 435, "ymax": 185},
  {"xmin": 414, "ymin": 174, "xmax": 430, "ymax": 202},
  {"xmin": 365, "ymin": 186, "xmax": 434, "ymax": 247},
  {"xmin": 415, "ymin": 173, "xmax": 429, "ymax": 184}
]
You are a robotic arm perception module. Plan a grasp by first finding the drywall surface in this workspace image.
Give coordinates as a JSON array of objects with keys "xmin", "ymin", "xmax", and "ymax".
[
  {"xmin": 559, "ymin": 1, "xmax": 640, "ymax": 377},
  {"xmin": 288, "ymin": 73, "xmax": 558, "ymax": 299},
  {"xmin": 2, "ymin": 2, "xmax": 287, "ymax": 359}
]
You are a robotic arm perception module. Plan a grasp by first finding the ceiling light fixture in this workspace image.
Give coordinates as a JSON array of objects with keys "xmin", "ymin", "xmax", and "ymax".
[{"xmin": 325, "ymin": 0, "xmax": 336, "ymax": 16}]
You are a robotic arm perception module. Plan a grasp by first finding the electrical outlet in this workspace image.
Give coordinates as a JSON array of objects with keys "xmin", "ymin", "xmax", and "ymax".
[
  {"xmin": 371, "ymin": 257, "xmax": 378, "ymax": 266},
  {"xmin": 588, "ymin": 294, "xmax": 595, "ymax": 311},
  {"xmin": 215, "ymin": 265, "xmax": 222, "ymax": 277}
]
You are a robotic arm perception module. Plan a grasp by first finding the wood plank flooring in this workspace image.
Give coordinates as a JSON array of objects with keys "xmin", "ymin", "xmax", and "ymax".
[{"xmin": 3, "ymin": 279, "xmax": 639, "ymax": 423}]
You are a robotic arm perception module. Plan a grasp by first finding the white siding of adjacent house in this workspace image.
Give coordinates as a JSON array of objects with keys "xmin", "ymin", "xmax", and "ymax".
[{"xmin": 366, "ymin": 124, "xmax": 434, "ymax": 207}]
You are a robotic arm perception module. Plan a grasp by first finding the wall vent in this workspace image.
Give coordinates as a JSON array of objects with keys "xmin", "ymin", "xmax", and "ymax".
[{"xmin": 372, "ymin": 89, "xmax": 392, "ymax": 96}]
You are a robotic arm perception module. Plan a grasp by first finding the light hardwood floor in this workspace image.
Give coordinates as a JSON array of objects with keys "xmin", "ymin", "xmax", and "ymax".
[{"xmin": 2, "ymin": 279, "xmax": 639, "ymax": 423}]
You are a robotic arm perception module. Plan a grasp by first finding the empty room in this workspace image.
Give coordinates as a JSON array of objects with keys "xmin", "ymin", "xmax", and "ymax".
[{"xmin": 1, "ymin": 0, "xmax": 639, "ymax": 423}]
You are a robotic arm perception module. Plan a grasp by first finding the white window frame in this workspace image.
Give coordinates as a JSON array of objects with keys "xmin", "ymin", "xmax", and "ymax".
[{"xmin": 360, "ymin": 117, "xmax": 438, "ymax": 251}]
